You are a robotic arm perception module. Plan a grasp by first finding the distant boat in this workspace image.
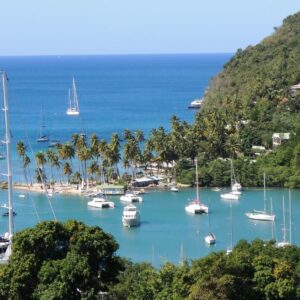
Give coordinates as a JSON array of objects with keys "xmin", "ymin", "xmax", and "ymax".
[
  {"xmin": 87, "ymin": 196, "xmax": 115, "ymax": 209},
  {"xmin": 204, "ymin": 208, "xmax": 216, "ymax": 245},
  {"xmin": 36, "ymin": 106, "xmax": 49, "ymax": 142},
  {"xmin": 120, "ymin": 192, "xmax": 143, "ymax": 203},
  {"xmin": 220, "ymin": 159, "xmax": 241, "ymax": 200},
  {"xmin": 188, "ymin": 98, "xmax": 203, "ymax": 109},
  {"xmin": 170, "ymin": 185, "xmax": 179, "ymax": 192},
  {"xmin": 66, "ymin": 78, "xmax": 80, "ymax": 116},
  {"xmin": 185, "ymin": 158, "xmax": 208, "ymax": 214},
  {"xmin": 122, "ymin": 204, "xmax": 141, "ymax": 227},
  {"xmin": 245, "ymin": 173, "xmax": 275, "ymax": 221},
  {"xmin": 48, "ymin": 140, "xmax": 60, "ymax": 148}
]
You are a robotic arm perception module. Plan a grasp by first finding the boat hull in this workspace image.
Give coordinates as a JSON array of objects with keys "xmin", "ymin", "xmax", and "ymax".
[
  {"xmin": 245, "ymin": 212, "xmax": 275, "ymax": 221},
  {"xmin": 87, "ymin": 198, "xmax": 114, "ymax": 208},
  {"xmin": 220, "ymin": 193, "xmax": 239, "ymax": 200},
  {"xmin": 122, "ymin": 217, "xmax": 140, "ymax": 227},
  {"xmin": 205, "ymin": 234, "xmax": 216, "ymax": 245},
  {"xmin": 120, "ymin": 195, "xmax": 143, "ymax": 203},
  {"xmin": 185, "ymin": 203, "xmax": 208, "ymax": 214},
  {"xmin": 66, "ymin": 110, "xmax": 79, "ymax": 116}
]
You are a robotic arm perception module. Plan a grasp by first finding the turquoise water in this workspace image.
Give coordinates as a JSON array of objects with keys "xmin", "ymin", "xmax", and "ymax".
[
  {"xmin": 0, "ymin": 54, "xmax": 232, "ymax": 179},
  {"xmin": 1, "ymin": 54, "xmax": 298, "ymax": 266},
  {"xmin": 1, "ymin": 187, "xmax": 298, "ymax": 266}
]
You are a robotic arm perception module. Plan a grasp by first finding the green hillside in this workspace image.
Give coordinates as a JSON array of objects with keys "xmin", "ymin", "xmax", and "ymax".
[{"xmin": 190, "ymin": 11, "xmax": 300, "ymax": 187}]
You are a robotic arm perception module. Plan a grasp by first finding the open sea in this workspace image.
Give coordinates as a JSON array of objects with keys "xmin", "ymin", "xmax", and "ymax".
[{"xmin": 0, "ymin": 54, "xmax": 299, "ymax": 266}]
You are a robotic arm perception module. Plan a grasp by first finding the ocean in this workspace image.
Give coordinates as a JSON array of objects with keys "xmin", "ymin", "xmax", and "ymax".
[{"xmin": 2, "ymin": 54, "xmax": 297, "ymax": 266}]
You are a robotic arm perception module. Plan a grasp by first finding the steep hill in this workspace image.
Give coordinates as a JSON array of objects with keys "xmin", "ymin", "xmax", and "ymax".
[{"xmin": 198, "ymin": 11, "xmax": 300, "ymax": 154}]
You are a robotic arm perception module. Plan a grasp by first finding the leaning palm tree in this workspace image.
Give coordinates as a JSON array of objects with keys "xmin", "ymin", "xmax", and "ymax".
[
  {"xmin": 46, "ymin": 149, "xmax": 55, "ymax": 184},
  {"xmin": 16, "ymin": 140, "xmax": 30, "ymax": 184}
]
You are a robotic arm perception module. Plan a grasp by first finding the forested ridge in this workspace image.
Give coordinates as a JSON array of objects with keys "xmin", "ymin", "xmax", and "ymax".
[{"xmin": 185, "ymin": 11, "xmax": 300, "ymax": 187}]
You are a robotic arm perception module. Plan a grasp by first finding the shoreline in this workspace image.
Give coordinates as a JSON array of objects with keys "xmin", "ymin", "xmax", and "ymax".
[{"xmin": 12, "ymin": 181, "xmax": 192, "ymax": 196}]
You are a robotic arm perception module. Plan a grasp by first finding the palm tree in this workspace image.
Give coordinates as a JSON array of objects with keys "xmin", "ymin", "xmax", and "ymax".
[
  {"xmin": 46, "ymin": 149, "xmax": 55, "ymax": 184},
  {"xmin": 108, "ymin": 133, "xmax": 121, "ymax": 177},
  {"xmin": 90, "ymin": 133, "xmax": 99, "ymax": 161},
  {"xmin": 63, "ymin": 162, "xmax": 72, "ymax": 185},
  {"xmin": 35, "ymin": 151, "xmax": 47, "ymax": 188},
  {"xmin": 87, "ymin": 160, "xmax": 99, "ymax": 183},
  {"xmin": 76, "ymin": 146, "xmax": 91, "ymax": 189},
  {"xmin": 16, "ymin": 140, "xmax": 30, "ymax": 184}
]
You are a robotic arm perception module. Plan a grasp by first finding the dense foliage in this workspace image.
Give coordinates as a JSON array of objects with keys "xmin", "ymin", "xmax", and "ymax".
[
  {"xmin": 111, "ymin": 240, "xmax": 300, "ymax": 300},
  {"xmin": 0, "ymin": 220, "xmax": 124, "ymax": 299},
  {"xmin": 1, "ymin": 222, "xmax": 300, "ymax": 299}
]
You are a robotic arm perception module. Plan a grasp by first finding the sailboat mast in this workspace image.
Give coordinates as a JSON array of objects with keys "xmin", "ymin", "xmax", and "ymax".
[
  {"xmin": 229, "ymin": 201, "xmax": 233, "ymax": 251},
  {"xmin": 282, "ymin": 196, "xmax": 286, "ymax": 243},
  {"xmin": 270, "ymin": 197, "xmax": 274, "ymax": 240},
  {"xmin": 72, "ymin": 78, "xmax": 79, "ymax": 111},
  {"xmin": 289, "ymin": 190, "xmax": 292, "ymax": 244},
  {"xmin": 68, "ymin": 88, "xmax": 71, "ymax": 110},
  {"xmin": 2, "ymin": 72, "xmax": 13, "ymax": 236},
  {"xmin": 263, "ymin": 173, "xmax": 266, "ymax": 212},
  {"xmin": 195, "ymin": 158, "xmax": 199, "ymax": 203}
]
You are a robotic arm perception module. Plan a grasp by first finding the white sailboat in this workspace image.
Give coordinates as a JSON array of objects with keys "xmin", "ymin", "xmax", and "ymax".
[
  {"xmin": 185, "ymin": 158, "xmax": 208, "ymax": 214},
  {"xmin": 36, "ymin": 105, "xmax": 49, "ymax": 142},
  {"xmin": 0, "ymin": 72, "xmax": 14, "ymax": 264},
  {"xmin": 66, "ymin": 78, "xmax": 80, "ymax": 116},
  {"xmin": 204, "ymin": 209, "xmax": 216, "ymax": 245},
  {"xmin": 277, "ymin": 193, "xmax": 292, "ymax": 247},
  {"xmin": 221, "ymin": 159, "xmax": 241, "ymax": 200},
  {"xmin": 245, "ymin": 173, "xmax": 275, "ymax": 221}
]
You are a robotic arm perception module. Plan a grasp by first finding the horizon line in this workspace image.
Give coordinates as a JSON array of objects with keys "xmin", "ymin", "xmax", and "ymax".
[{"xmin": 0, "ymin": 52, "xmax": 234, "ymax": 58}]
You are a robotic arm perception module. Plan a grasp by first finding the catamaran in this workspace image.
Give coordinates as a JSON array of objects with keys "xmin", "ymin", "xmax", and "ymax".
[
  {"xmin": 185, "ymin": 158, "xmax": 208, "ymax": 214},
  {"xmin": 0, "ymin": 72, "xmax": 14, "ymax": 264},
  {"xmin": 66, "ymin": 78, "xmax": 80, "ymax": 116},
  {"xmin": 245, "ymin": 173, "xmax": 275, "ymax": 221}
]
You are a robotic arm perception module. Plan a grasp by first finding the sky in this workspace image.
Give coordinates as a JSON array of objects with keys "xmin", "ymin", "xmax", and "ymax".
[{"xmin": 0, "ymin": 0, "xmax": 299, "ymax": 56}]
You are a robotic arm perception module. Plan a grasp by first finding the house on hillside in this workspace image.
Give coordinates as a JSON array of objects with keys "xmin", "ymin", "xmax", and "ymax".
[{"xmin": 272, "ymin": 133, "xmax": 290, "ymax": 147}]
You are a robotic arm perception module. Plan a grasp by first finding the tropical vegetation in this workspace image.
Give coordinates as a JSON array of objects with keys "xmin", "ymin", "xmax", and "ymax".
[{"xmin": 0, "ymin": 221, "xmax": 300, "ymax": 299}]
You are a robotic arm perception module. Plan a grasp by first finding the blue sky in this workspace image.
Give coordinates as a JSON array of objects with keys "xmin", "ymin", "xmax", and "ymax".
[{"xmin": 1, "ymin": 0, "xmax": 299, "ymax": 55}]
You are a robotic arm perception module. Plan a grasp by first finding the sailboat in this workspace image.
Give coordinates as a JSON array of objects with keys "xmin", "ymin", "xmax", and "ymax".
[
  {"xmin": 36, "ymin": 105, "xmax": 49, "ymax": 142},
  {"xmin": 66, "ymin": 78, "xmax": 80, "ymax": 116},
  {"xmin": 221, "ymin": 159, "xmax": 241, "ymax": 200},
  {"xmin": 277, "ymin": 193, "xmax": 292, "ymax": 247},
  {"xmin": 245, "ymin": 173, "xmax": 275, "ymax": 221},
  {"xmin": 0, "ymin": 72, "xmax": 14, "ymax": 264},
  {"xmin": 185, "ymin": 158, "xmax": 208, "ymax": 214},
  {"xmin": 204, "ymin": 207, "xmax": 216, "ymax": 245}
]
